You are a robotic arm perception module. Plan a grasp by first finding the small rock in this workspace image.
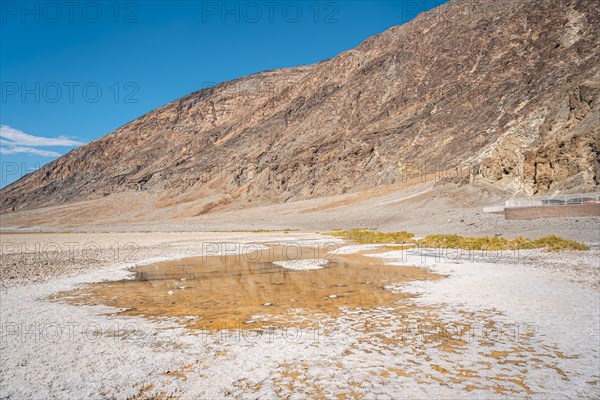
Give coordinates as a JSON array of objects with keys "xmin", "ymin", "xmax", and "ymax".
[
  {"xmin": 167, "ymin": 290, "xmax": 173, "ymax": 296},
  {"xmin": 180, "ymin": 278, "xmax": 187, "ymax": 281},
  {"xmin": 263, "ymin": 303, "xmax": 272, "ymax": 306},
  {"xmin": 328, "ymin": 295, "xmax": 338, "ymax": 299},
  {"xmin": 177, "ymin": 286, "xmax": 187, "ymax": 290}
]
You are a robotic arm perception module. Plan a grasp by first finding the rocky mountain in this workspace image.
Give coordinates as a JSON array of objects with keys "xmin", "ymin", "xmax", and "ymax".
[{"xmin": 1, "ymin": 0, "xmax": 599, "ymax": 216}]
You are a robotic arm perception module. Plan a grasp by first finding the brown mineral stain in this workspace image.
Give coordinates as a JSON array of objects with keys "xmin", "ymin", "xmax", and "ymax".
[{"xmin": 431, "ymin": 364, "xmax": 450, "ymax": 374}]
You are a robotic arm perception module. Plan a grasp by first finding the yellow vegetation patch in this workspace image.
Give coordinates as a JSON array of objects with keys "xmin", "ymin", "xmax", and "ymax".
[
  {"xmin": 417, "ymin": 234, "xmax": 589, "ymax": 251},
  {"xmin": 328, "ymin": 229, "xmax": 589, "ymax": 252},
  {"xmin": 328, "ymin": 228, "xmax": 414, "ymax": 244}
]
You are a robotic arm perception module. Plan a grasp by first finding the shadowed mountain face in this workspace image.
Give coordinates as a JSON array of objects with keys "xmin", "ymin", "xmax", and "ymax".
[{"xmin": 1, "ymin": 0, "xmax": 599, "ymax": 215}]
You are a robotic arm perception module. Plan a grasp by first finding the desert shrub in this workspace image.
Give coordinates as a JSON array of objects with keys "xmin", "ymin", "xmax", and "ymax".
[
  {"xmin": 383, "ymin": 245, "xmax": 416, "ymax": 251},
  {"xmin": 417, "ymin": 234, "xmax": 510, "ymax": 250},
  {"xmin": 329, "ymin": 228, "xmax": 414, "ymax": 244},
  {"xmin": 510, "ymin": 236, "xmax": 537, "ymax": 249},
  {"xmin": 416, "ymin": 234, "xmax": 589, "ymax": 251},
  {"xmin": 532, "ymin": 235, "xmax": 590, "ymax": 251},
  {"xmin": 329, "ymin": 230, "xmax": 589, "ymax": 252}
]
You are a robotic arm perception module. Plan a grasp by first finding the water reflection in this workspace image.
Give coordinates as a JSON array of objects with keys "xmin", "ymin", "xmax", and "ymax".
[{"xmin": 58, "ymin": 245, "xmax": 438, "ymax": 330}]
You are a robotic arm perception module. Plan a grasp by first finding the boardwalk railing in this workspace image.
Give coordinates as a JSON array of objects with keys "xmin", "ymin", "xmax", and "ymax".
[{"xmin": 505, "ymin": 192, "xmax": 600, "ymax": 208}]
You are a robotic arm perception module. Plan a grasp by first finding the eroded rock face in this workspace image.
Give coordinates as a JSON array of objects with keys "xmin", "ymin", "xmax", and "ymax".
[
  {"xmin": 477, "ymin": 78, "xmax": 600, "ymax": 194},
  {"xmin": 1, "ymin": 0, "xmax": 599, "ymax": 214}
]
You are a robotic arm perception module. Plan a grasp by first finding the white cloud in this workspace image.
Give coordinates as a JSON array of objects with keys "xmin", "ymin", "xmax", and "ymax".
[
  {"xmin": 0, "ymin": 146, "xmax": 62, "ymax": 157},
  {"xmin": 0, "ymin": 125, "xmax": 86, "ymax": 147},
  {"xmin": 0, "ymin": 125, "xmax": 86, "ymax": 158}
]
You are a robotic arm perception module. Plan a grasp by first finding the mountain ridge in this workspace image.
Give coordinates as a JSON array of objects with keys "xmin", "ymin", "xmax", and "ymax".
[{"xmin": 1, "ymin": 0, "xmax": 599, "ymax": 217}]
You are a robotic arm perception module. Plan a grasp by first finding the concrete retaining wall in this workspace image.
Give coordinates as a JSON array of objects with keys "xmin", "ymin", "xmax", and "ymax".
[{"xmin": 505, "ymin": 204, "xmax": 600, "ymax": 220}]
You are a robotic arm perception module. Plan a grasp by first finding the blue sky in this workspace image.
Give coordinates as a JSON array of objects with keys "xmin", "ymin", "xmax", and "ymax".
[{"xmin": 0, "ymin": 0, "xmax": 444, "ymax": 187}]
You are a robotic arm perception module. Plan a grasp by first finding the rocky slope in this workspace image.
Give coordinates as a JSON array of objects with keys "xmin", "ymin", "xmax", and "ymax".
[{"xmin": 1, "ymin": 0, "xmax": 599, "ymax": 216}]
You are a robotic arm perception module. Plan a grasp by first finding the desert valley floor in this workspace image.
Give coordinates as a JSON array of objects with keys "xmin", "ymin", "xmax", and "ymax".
[
  {"xmin": 2, "ymin": 0, "xmax": 600, "ymax": 397},
  {"xmin": 1, "ymin": 227, "xmax": 598, "ymax": 399}
]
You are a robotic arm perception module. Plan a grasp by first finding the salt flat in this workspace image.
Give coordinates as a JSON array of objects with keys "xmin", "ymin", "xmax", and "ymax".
[{"xmin": 0, "ymin": 232, "xmax": 598, "ymax": 399}]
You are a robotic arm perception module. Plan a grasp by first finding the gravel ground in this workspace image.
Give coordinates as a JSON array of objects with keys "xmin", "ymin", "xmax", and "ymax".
[{"xmin": 2, "ymin": 183, "xmax": 598, "ymax": 243}]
